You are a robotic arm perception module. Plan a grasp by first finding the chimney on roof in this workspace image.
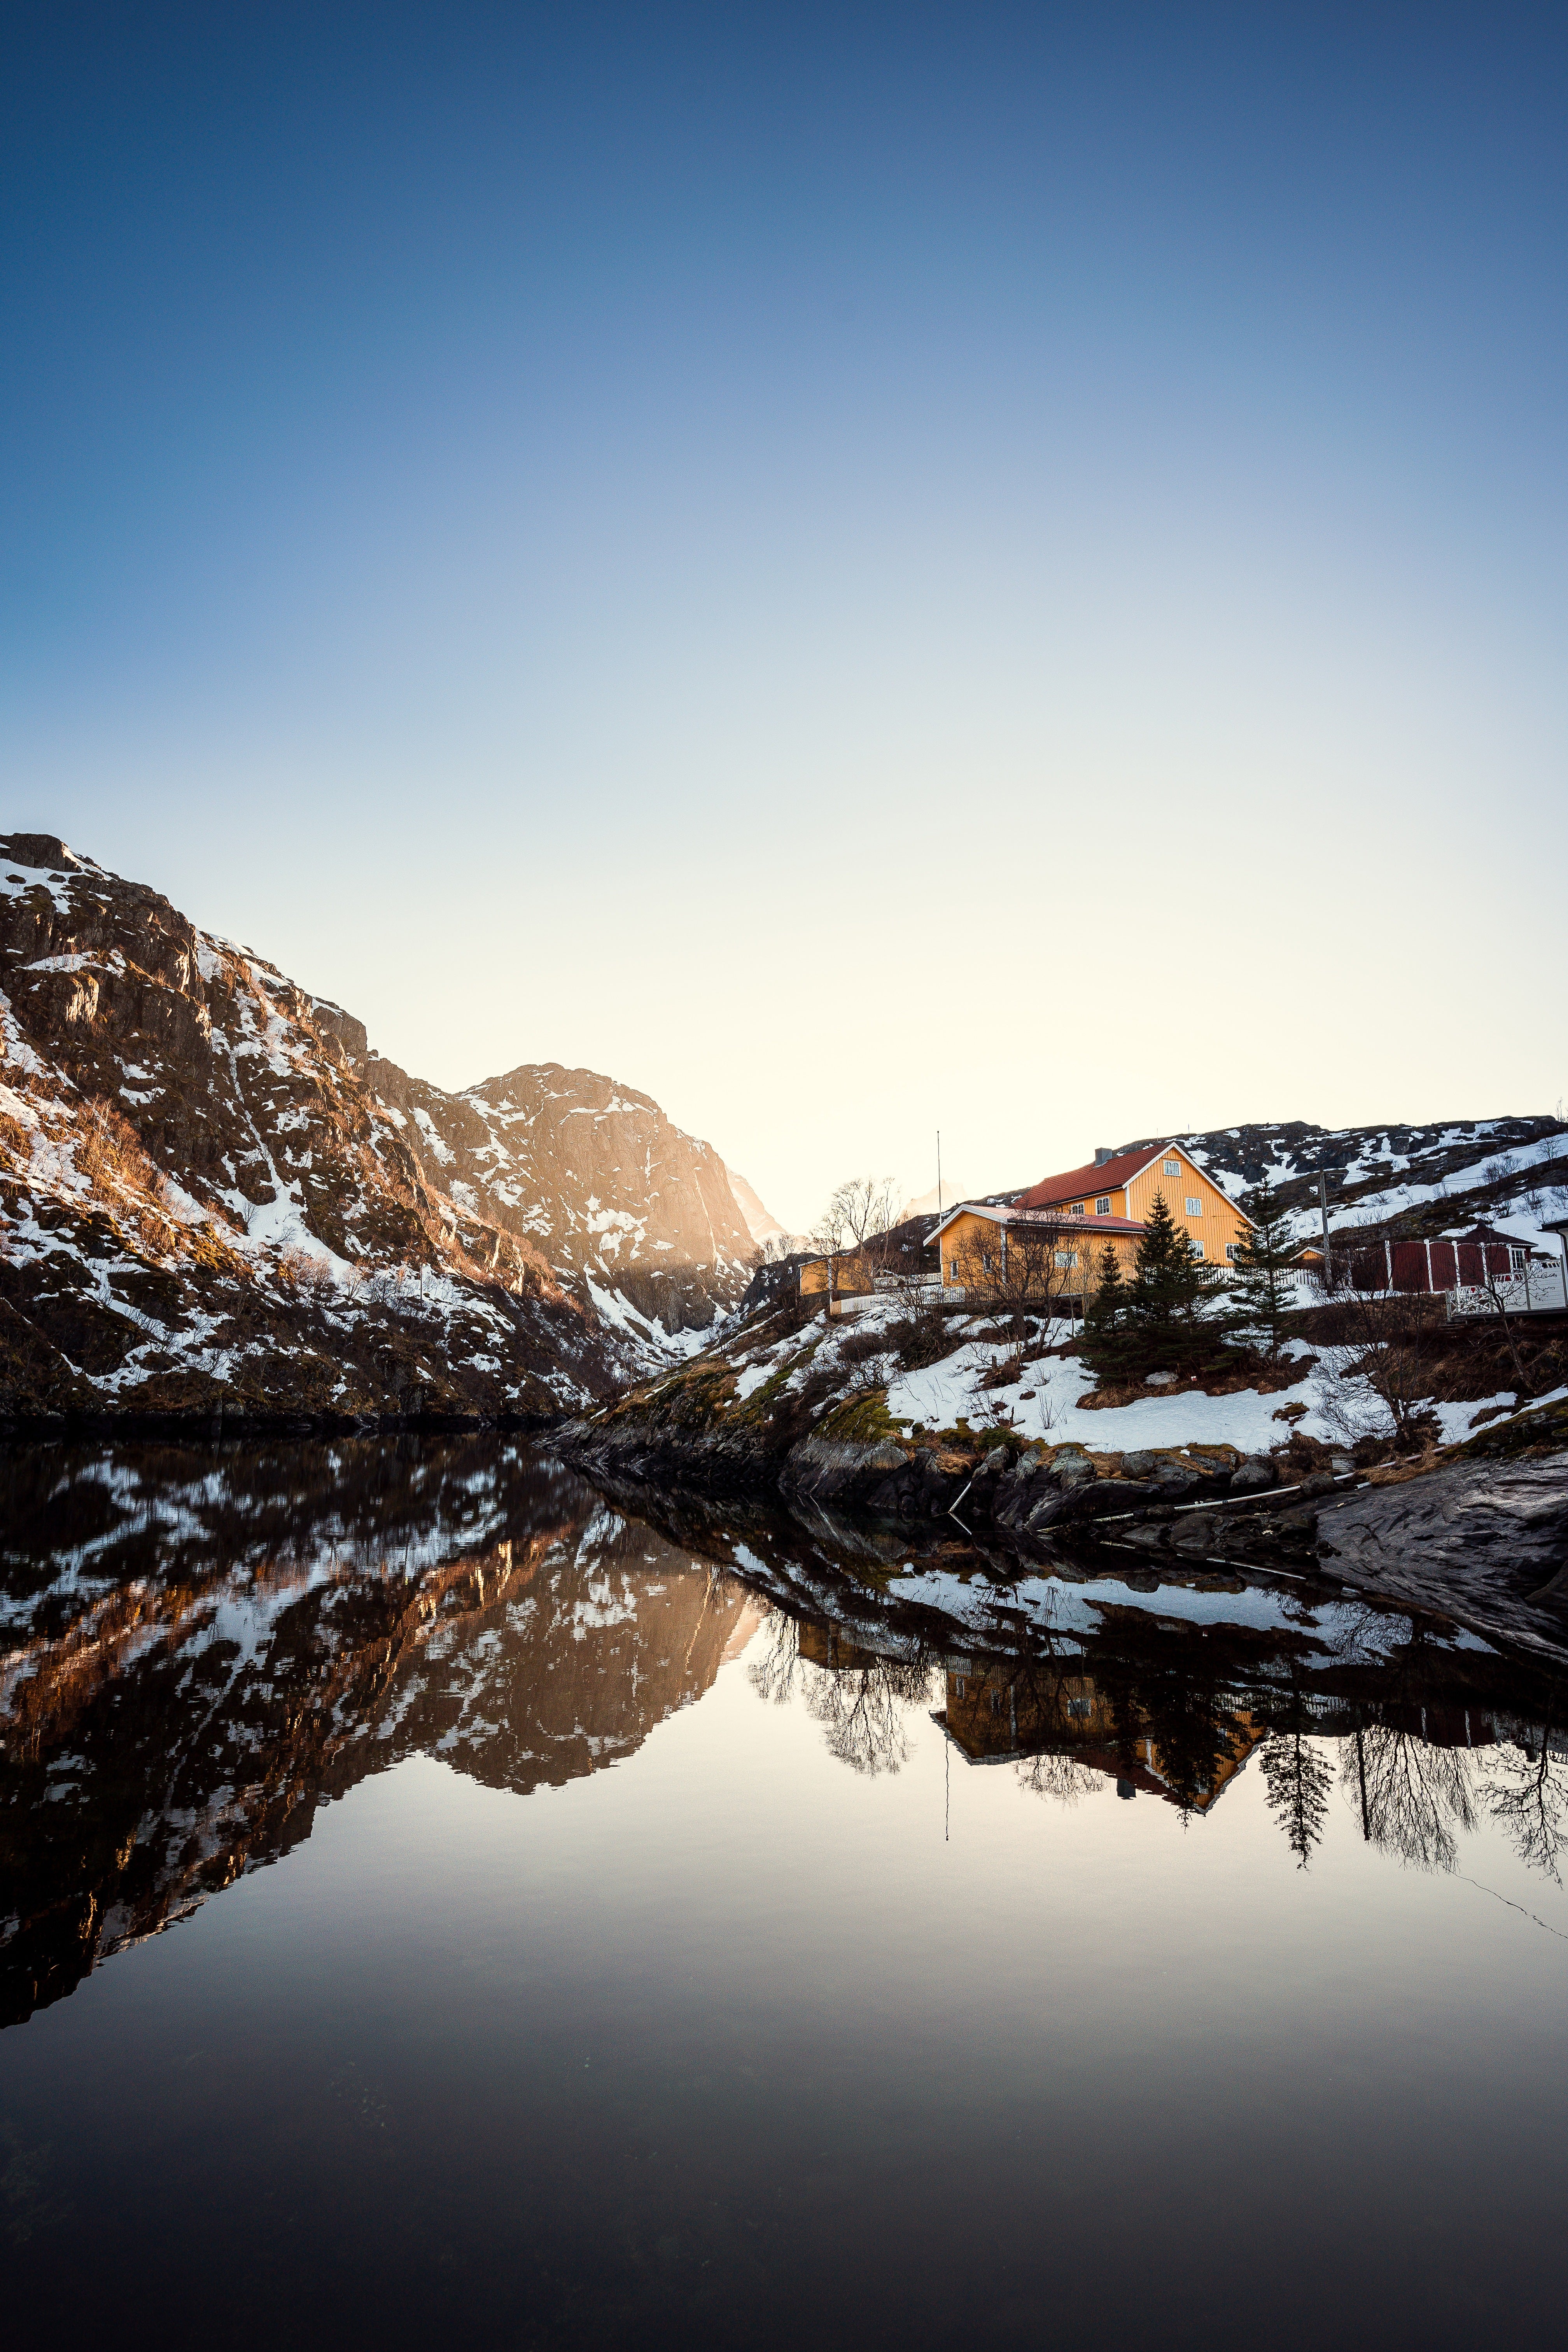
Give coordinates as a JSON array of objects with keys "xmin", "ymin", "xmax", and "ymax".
[{"xmin": 1094, "ymin": 1146, "xmax": 1114, "ymax": 1166}]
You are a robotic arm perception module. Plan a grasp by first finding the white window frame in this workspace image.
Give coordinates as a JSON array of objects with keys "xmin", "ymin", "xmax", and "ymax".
[
  {"xmin": 1163, "ymin": 1158, "xmax": 1180, "ymax": 1176},
  {"xmin": 1225, "ymin": 1242, "xmax": 1240, "ymax": 1262},
  {"xmin": 1095, "ymin": 1195, "xmax": 1111, "ymax": 1215},
  {"xmin": 1185, "ymin": 1195, "xmax": 1203, "ymax": 1216}
]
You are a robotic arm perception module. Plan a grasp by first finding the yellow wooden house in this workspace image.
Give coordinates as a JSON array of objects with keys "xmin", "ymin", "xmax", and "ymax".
[
  {"xmin": 928, "ymin": 1141, "xmax": 1253, "ymax": 1297},
  {"xmin": 938, "ymin": 1666, "xmax": 1265, "ymax": 1813}
]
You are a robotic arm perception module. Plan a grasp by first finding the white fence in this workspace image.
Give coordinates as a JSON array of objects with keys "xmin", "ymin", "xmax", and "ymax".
[{"xmin": 1445, "ymin": 1261, "xmax": 1568, "ymax": 1320}]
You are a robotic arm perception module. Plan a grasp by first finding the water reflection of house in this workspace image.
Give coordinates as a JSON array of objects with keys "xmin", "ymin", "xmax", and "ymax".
[{"xmin": 935, "ymin": 1666, "xmax": 1265, "ymax": 1814}]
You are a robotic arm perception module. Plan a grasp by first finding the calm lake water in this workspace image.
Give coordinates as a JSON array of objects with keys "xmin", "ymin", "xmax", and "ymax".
[{"xmin": 3, "ymin": 1437, "xmax": 1566, "ymax": 2349}]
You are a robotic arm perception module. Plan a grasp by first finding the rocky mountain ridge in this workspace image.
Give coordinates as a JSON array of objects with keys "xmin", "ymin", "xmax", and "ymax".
[
  {"xmin": 0, "ymin": 834, "xmax": 754, "ymax": 1423},
  {"xmin": 358, "ymin": 1046, "xmax": 753, "ymax": 1337}
]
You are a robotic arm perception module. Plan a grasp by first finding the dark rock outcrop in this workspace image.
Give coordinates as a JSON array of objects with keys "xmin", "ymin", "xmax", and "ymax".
[{"xmin": 1316, "ymin": 1452, "xmax": 1568, "ymax": 1656}]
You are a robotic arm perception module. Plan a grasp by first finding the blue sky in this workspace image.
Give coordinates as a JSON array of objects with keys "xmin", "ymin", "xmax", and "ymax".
[{"xmin": 5, "ymin": 4, "xmax": 1565, "ymax": 1227}]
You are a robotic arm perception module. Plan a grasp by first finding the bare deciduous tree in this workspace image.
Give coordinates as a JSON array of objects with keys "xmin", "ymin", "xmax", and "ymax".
[
  {"xmin": 813, "ymin": 1175, "xmax": 900, "ymax": 1264},
  {"xmin": 1313, "ymin": 1273, "xmax": 1437, "ymax": 1452},
  {"xmin": 950, "ymin": 1210, "xmax": 1076, "ymax": 1343},
  {"xmin": 807, "ymin": 1175, "xmax": 901, "ymax": 1320},
  {"xmin": 1466, "ymin": 1246, "xmax": 1544, "ymax": 1394}
]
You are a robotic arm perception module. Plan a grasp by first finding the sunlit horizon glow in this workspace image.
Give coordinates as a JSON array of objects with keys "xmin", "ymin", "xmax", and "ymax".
[{"xmin": 5, "ymin": 5, "xmax": 1564, "ymax": 1231}]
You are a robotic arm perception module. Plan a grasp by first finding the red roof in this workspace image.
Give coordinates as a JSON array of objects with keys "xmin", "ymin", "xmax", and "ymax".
[{"xmin": 1016, "ymin": 1144, "xmax": 1169, "ymax": 1210}]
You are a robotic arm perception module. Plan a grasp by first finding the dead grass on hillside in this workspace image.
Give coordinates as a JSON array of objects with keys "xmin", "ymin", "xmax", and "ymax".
[{"xmin": 76, "ymin": 1096, "xmax": 183, "ymax": 1252}]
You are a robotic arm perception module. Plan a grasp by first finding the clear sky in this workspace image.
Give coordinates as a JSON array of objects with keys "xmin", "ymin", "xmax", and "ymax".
[{"xmin": 5, "ymin": 2, "xmax": 1565, "ymax": 1231}]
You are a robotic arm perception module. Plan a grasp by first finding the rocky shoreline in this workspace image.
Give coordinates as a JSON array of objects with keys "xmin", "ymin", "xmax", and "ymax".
[{"xmin": 559, "ymin": 1398, "xmax": 1568, "ymax": 1664}]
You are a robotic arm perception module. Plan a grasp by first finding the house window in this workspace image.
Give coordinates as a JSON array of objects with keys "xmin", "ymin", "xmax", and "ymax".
[
  {"xmin": 1095, "ymin": 1195, "xmax": 1111, "ymax": 1215},
  {"xmin": 1185, "ymin": 1196, "xmax": 1202, "ymax": 1216},
  {"xmin": 1071, "ymin": 1202, "xmax": 1084, "ymax": 1215},
  {"xmin": 1164, "ymin": 1158, "xmax": 1179, "ymax": 1176},
  {"xmin": 981, "ymin": 1252, "xmax": 993, "ymax": 1272},
  {"xmin": 1225, "ymin": 1242, "xmax": 1240, "ymax": 1262},
  {"xmin": 1509, "ymin": 1246, "xmax": 1527, "ymax": 1272},
  {"xmin": 1068, "ymin": 1696, "xmax": 1092, "ymax": 1719},
  {"xmin": 1190, "ymin": 1238, "xmax": 1205, "ymax": 1258},
  {"xmin": 1055, "ymin": 1250, "xmax": 1077, "ymax": 1268},
  {"xmin": 948, "ymin": 1261, "xmax": 960, "ymax": 1283}
]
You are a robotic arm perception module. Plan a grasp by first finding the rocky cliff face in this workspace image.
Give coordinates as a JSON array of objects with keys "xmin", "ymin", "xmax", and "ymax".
[{"xmin": 0, "ymin": 835, "xmax": 754, "ymax": 1421}]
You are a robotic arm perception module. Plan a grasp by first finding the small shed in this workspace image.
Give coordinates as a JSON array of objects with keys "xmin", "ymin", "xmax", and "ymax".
[{"xmin": 799, "ymin": 1252, "xmax": 876, "ymax": 1314}]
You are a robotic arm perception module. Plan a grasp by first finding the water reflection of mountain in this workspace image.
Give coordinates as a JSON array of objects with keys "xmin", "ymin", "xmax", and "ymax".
[
  {"xmin": 0, "ymin": 1439, "xmax": 759, "ymax": 2027},
  {"xmin": 5, "ymin": 1437, "xmax": 1568, "ymax": 2030}
]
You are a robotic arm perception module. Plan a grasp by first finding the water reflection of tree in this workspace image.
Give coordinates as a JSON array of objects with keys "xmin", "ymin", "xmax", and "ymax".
[
  {"xmin": 1341, "ymin": 1722, "xmax": 1477, "ymax": 1872},
  {"xmin": 1016, "ymin": 1750, "xmax": 1101, "ymax": 1804},
  {"xmin": 806, "ymin": 1654, "xmax": 933, "ymax": 1776},
  {"xmin": 1261, "ymin": 1725, "xmax": 1334, "ymax": 1869},
  {"xmin": 1481, "ymin": 1720, "xmax": 1568, "ymax": 1883},
  {"xmin": 747, "ymin": 1610, "xmax": 804, "ymax": 1709},
  {"xmin": 747, "ymin": 1610, "xmax": 933, "ymax": 1776},
  {"xmin": 1113, "ymin": 1670, "xmax": 1246, "ymax": 1819},
  {"xmin": 1256, "ymin": 1669, "xmax": 1335, "ymax": 1869}
]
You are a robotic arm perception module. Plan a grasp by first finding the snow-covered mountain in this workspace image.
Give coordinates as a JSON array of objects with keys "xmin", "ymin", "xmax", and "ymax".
[
  {"xmin": 344, "ymin": 1046, "xmax": 755, "ymax": 1337},
  {"xmin": 1146, "ymin": 1116, "xmax": 1568, "ymax": 1259},
  {"xmin": 0, "ymin": 834, "xmax": 755, "ymax": 1421}
]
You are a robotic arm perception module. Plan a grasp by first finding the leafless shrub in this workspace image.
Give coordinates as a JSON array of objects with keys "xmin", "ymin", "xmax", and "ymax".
[
  {"xmin": 277, "ymin": 1243, "xmax": 337, "ymax": 1295},
  {"xmin": 1312, "ymin": 1282, "xmax": 1438, "ymax": 1452}
]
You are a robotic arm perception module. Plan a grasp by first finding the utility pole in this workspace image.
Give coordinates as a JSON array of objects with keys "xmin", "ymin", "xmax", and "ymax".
[
  {"xmin": 1319, "ymin": 1167, "xmax": 1335, "ymax": 1288},
  {"xmin": 936, "ymin": 1130, "xmax": 942, "ymax": 1218}
]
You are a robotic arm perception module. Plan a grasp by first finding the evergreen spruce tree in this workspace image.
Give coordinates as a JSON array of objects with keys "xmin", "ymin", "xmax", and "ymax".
[
  {"xmin": 1132, "ymin": 1190, "xmax": 1207, "ymax": 1326},
  {"xmin": 1227, "ymin": 1184, "xmax": 1300, "ymax": 1363},
  {"xmin": 1080, "ymin": 1244, "xmax": 1131, "ymax": 1381},
  {"xmin": 1124, "ymin": 1189, "xmax": 1232, "ymax": 1377}
]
